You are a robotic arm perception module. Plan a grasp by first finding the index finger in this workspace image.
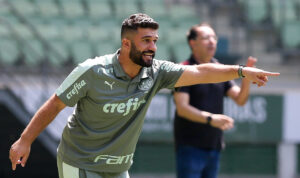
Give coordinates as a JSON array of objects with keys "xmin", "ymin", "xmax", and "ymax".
[{"xmin": 262, "ymin": 71, "xmax": 280, "ymax": 76}]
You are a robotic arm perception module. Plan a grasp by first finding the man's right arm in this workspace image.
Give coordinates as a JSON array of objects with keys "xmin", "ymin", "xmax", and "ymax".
[
  {"xmin": 174, "ymin": 91, "xmax": 234, "ymax": 130},
  {"xmin": 9, "ymin": 94, "xmax": 66, "ymax": 170}
]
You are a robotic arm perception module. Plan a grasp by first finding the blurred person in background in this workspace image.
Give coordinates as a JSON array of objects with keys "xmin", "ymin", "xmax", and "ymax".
[
  {"xmin": 9, "ymin": 14, "xmax": 277, "ymax": 178},
  {"xmin": 173, "ymin": 23, "xmax": 257, "ymax": 178}
]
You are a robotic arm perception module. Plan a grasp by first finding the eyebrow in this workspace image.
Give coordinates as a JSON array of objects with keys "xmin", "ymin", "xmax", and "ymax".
[{"xmin": 141, "ymin": 35, "xmax": 159, "ymax": 40}]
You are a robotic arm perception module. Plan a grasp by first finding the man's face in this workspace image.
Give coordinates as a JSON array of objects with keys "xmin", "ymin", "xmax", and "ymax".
[
  {"xmin": 192, "ymin": 26, "xmax": 217, "ymax": 59},
  {"xmin": 129, "ymin": 28, "xmax": 158, "ymax": 67}
]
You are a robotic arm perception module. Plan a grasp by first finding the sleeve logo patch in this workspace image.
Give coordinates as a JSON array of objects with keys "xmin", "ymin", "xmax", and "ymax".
[
  {"xmin": 66, "ymin": 80, "xmax": 86, "ymax": 100},
  {"xmin": 138, "ymin": 77, "xmax": 153, "ymax": 91}
]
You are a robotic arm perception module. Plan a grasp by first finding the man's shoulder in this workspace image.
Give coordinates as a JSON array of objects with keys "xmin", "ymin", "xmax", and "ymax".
[
  {"xmin": 152, "ymin": 59, "xmax": 178, "ymax": 67},
  {"xmin": 152, "ymin": 59, "xmax": 185, "ymax": 76},
  {"xmin": 152, "ymin": 59, "xmax": 176, "ymax": 70},
  {"xmin": 78, "ymin": 54, "xmax": 114, "ymax": 72},
  {"xmin": 152, "ymin": 59, "xmax": 166, "ymax": 69}
]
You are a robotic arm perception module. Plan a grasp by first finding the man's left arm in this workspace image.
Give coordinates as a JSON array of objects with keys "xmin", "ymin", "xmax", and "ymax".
[{"xmin": 174, "ymin": 59, "xmax": 279, "ymax": 88}]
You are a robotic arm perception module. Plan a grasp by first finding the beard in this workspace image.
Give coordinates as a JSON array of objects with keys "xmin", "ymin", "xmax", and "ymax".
[{"xmin": 129, "ymin": 42, "xmax": 155, "ymax": 67}]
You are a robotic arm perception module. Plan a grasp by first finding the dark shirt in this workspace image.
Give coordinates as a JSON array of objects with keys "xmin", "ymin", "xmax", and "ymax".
[{"xmin": 174, "ymin": 56, "xmax": 235, "ymax": 150}]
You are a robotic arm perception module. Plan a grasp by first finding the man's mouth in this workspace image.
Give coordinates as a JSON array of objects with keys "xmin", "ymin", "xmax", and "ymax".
[
  {"xmin": 143, "ymin": 52, "xmax": 154, "ymax": 60},
  {"xmin": 207, "ymin": 46, "xmax": 216, "ymax": 51}
]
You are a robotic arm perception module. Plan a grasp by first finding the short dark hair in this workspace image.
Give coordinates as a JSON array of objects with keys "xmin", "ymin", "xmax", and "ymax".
[
  {"xmin": 121, "ymin": 13, "xmax": 159, "ymax": 39},
  {"xmin": 187, "ymin": 23, "xmax": 213, "ymax": 42}
]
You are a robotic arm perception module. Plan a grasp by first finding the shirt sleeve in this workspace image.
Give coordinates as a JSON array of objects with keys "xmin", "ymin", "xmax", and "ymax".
[
  {"xmin": 55, "ymin": 63, "xmax": 92, "ymax": 107},
  {"xmin": 224, "ymin": 80, "xmax": 236, "ymax": 96},
  {"xmin": 157, "ymin": 60, "xmax": 186, "ymax": 89},
  {"xmin": 174, "ymin": 85, "xmax": 191, "ymax": 93}
]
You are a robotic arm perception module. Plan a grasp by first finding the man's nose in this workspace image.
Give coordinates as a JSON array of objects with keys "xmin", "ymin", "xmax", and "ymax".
[
  {"xmin": 149, "ymin": 41, "xmax": 157, "ymax": 52},
  {"xmin": 208, "ymin": 37, "xmax": 216, "ymax": 43}
]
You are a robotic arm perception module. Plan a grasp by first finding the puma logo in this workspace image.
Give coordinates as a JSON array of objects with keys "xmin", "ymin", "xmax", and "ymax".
[{"xmin": 104, "ymin": 81, "xmax": 115, "ymax": 90}]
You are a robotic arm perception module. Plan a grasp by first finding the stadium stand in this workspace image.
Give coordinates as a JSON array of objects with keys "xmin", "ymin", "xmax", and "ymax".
[
  {"xmin": 0, "ymin": 38, "xmax": 20, "ymax": 66},
  {"xmin": 71, "ymin": 40, "xmax": 94, "ymax": 63},
  {"xmin": 22, "ymin": 39, "xmax": 45, "ymax": 66},
  {"xmin": 113, "ymin": 0, "xmax": 141, "ymax": 22},
  {"xmin": 270, "ymin": 0, "xmax": 298, "ymax": 29},
  {"xmin": 9, "ymin": 0, "xmax": 38, "ymax": 17},
  {"xmin": 35, "ymin": 0, "xmax": 61, "ymax": 18},
  {"xmin": 172, "ymin": 42, "xmax": 190, "ymax": 63},
  {"xmin": 169, "ymin": 3, "xmax": 198, "ymax": 25},
  {"xmin": 141, "ymin": 0, "xmax": 169, "ymax": 20},
  {"xmin": 155, "ymin": 42, "xmax": 172, "ymax": 61},
  {"xmin": 242, "ymin": 0, "xmax": 268, "ymax": 24},
  {"xmin": 281, "ymin": 20, "xmax": 300, "ymax": 49},
  {"xmin": 59, "ymin": 0, "xmax": 86, "ymax": 20},
  {"xmin": 2, "ymin": 0, "xmax": 277, "ymax": 67},
  {"xmin": 47, "ymin": 39, "xmax": 70, "ymax": 66}
]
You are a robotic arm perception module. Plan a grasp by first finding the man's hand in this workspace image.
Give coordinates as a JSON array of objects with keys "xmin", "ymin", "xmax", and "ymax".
[
  {"xmin": 8, "ymin": 94, "xmax": 65, "ymax": 171},
  {"xmin": 242, "ymin": 56, "xmax": 279, "ymax": 87},
  {"xmin": 9, "ymin": 138, "xmax": 31, "ymax": 170},
  {"xmin": 243, "ymin": 67, "xmax": 280, "ymax": 87},
  {"xmin": 210, "ymin": 114, "xmax": 234, "ymax": 130}
]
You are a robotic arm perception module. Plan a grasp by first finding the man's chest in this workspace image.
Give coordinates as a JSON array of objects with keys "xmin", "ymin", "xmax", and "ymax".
[{"xmin": 79, "ymin": 75, "xmax": 155, "ymax": 117}]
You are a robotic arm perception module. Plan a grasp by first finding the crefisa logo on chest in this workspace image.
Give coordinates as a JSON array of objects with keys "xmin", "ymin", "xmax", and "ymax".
[{"xmin": 138, "ymin": 77, "xmax": 153, "ymax": 91}]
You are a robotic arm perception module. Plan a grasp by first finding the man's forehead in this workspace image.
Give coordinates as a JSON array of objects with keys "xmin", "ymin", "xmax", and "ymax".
[
  {"xmin": 136, "ymin": 28, "xmax": 159, "ymax": 38},
  {"xmin": 197, "ymin": 26, "xmax": 215, "ymax": 35}
]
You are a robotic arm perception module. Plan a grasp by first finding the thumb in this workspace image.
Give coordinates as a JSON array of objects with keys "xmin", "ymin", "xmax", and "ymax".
[{"xmin": 246, "ymin": 56, "xmax": 257, "ymax": 67}]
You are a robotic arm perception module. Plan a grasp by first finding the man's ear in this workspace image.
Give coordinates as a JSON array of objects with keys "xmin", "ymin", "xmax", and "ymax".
[
  {"xmin": 122, "ymin": 38, "xmax": 131, "ymax": 50},
  {"xmin": 189, "ymin": 40, "xmax": 195, "ymax": 48}
]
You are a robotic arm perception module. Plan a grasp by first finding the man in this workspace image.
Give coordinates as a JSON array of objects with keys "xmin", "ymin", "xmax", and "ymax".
[
  {"xmin": 173, "ymin": 23, "xmax": 257, "ymax": 178},
  {"xmin": 9, "ymin": 14, "xmax": 279, "ymax": 178}
]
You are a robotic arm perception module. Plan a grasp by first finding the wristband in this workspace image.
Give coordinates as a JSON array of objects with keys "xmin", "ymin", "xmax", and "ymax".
[
  {"xmin": 238, "ymin": 65, "xmax": 245, "ymax": 78},
  {"xmin": 206, "ymin": 115, "xmax": 212, "ymax": 125}
]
